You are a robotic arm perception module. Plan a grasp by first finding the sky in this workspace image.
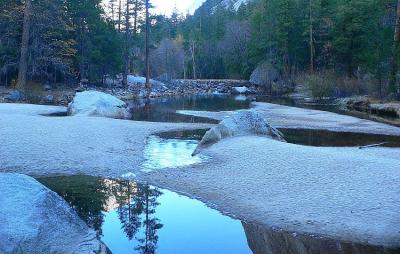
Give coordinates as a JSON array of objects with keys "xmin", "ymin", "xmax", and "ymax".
[{"xmin": 151, "ymin": 0, "xmax": 205, "ymax": 16}]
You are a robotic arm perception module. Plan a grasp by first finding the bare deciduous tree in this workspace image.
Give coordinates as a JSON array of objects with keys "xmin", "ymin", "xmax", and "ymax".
[{"xmin": 150, "ymin": 38, "xmax": 184, "ymax": 80}]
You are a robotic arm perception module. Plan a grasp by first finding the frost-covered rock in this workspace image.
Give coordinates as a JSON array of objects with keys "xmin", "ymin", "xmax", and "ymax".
[
  {"xmin": 193, "ymin": 110, "xmax": 285, "ymax": 155},
  {"xmin": 128, "ymin": 75, "xmax": 167, "ymax": 89},
  {"xmin": 68, "ymin": 91, "xmax": 131, "ymax": 119},
  {"xmin": 0, "ymin": 173, "xmax": 108, "ymax": 254},
  {"xmin": 232, "ymin": 86, "xmax": 250, "ymax": 94}
]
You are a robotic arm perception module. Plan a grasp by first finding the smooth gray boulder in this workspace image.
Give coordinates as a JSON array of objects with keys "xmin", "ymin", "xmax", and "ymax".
[
  {"xmin": 250, "ymin": 62, "xmax": 280, "ymax": 87},
  {"xmin": 193, "ymin": 110, "xmax": 285, "ymax": 155},
  {"xmin": 0, "ymin": 173, "xmax": 108, "ymax": 254},
  {"xmin": 68, "ymin": 90, "xmax": 131, "ymax": 119}
]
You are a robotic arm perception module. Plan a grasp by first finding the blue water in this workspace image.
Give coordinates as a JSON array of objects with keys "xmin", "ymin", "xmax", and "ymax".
[{"xmin": 102, "ymin": 189, "xmax": 252, "ymax": 254}]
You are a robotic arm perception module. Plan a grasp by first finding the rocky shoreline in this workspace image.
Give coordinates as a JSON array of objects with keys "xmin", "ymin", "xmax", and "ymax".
[{"xmin": 0, "ymin": 79, "xmax": 258, "ymax": 106}]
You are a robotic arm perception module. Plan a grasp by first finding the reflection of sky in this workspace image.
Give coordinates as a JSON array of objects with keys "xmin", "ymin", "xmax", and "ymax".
[
  {"xmin": 102, "ymin": 189, "xmax": 252, "ymax": 254},
  {"xmin": 143, "ymin": 136, "xmax": 207, "ymax": 171}
]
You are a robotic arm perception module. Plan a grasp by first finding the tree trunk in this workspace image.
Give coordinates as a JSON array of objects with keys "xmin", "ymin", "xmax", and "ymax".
[
  {"xmin": 145, "ymin": 0, "xmax": 151, "ymax": 98},
  {"xmin": 122, "ymin": 0, "xmax": 130, "ymax": 87},
  {"xmin": 309, "ymin": 0, "xmax": 314, "ymax": 73},
  {"xmin": 190, "ymin": 41, "xmax": 196, "ymax": 79},
  {"xmin": 133, "ymin": 0, "xmax": 138, "ymax": 34},
  {"xmin": 16, "ymin": 0, "xmax": 33, "ymax": 91},
  {"xmin": 389, "ymin": 0, "xmax": 400, "ymax": 94},
  {"xmin": 118, "ymin": 0, "xmax": 122, "ymax": 33}
]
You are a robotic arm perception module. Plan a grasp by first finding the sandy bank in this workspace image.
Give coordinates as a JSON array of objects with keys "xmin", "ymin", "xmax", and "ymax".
[
  {"xmin": 142, "ymin": 136, "xmax": 400, "ymax": 248},
  {"xmin": 178, "ymin": 101, "xmax": 400, "ymax": 136},
  {"xmin": 0, "ymin": 103, "xmax": 212, "ymax": 177},
  {"xmin": 1, "ymin": 102, "xmax": 400, "ymax": 249}
]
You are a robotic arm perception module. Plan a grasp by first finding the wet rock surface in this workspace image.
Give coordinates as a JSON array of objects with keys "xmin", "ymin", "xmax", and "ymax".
[{"xmin": 0, "ymin": 173, "xmax": 108, "ymax": 254}]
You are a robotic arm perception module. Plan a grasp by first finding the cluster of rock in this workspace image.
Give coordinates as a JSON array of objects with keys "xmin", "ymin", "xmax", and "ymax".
[
  {"xmin": 193, "ymin": 110, "xmax": 286, "ymax": 155},
  {"xmin": 166, "ymin": 79, "xmax": 259, "ymax": 95},
  {"xmin": 0, "ymin": 173, "xmax": 108, "ymax": 254}
]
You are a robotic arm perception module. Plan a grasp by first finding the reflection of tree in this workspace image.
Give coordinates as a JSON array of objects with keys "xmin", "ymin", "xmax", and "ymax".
[
  {"xmin": 39, "ymin": 176, "xmax": 163, "ymax": 253},
  {"xmin": 114, "ymin": 181, "xmax": 143, "ymax": 240},
  {"xmin": 37, "ymin": 176, "xmax": 109, "ymax": 233},
  {"xmin": 113, "ymin": 181, "xmax": 163, "ymax": 254},
  {"xmin": 135, "ymin": 185, "xmax": 163, "ymax": 254}
]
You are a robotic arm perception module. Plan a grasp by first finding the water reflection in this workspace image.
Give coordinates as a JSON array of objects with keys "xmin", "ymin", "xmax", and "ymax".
[
  {"xmin": 38, "ymin": 176, "xmax": 252, "ymax": 254},
  {"xmin": 128, "ymin": 95, "xmax": 250, "ymax": 123},
  {"xmin": 280, "ymin": 128, "xmax": 400, "ymax": 147},
  {"xmin": 142, "ymin": 129, "xmax": 209, "ymax": 171},
  {"xmin": 243, "ymin": 223, "xmax": 399, "ymax": 254}
]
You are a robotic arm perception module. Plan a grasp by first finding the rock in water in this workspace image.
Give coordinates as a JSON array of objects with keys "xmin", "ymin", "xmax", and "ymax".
[
  {"xmin": 0, "ymin": 173, "xmax": 108, "ymax": 254},
  {"xmin": 232, "ymin": 86, "xmax": 250, "ymax": 94},
  {"xmin": 193, "ymin": 110, "xmax": 285, "ymax": 155},
  {"xmin": 68, "ymin": 90, "xmax": 131, "ymax": 119}
]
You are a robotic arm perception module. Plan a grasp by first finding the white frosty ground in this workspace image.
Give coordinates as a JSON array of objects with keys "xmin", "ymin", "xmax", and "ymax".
[
  {"xmin": 0, "ymin": 103, "xmax": 211, "ymax": 177},
  {"xmin": 143, "ymin": 136, "xmax": 400, "ymax": 248},
  {"xmin": 1, "ymin": 102, "xmax": 400, "ymax": 248},
  {"xmin": 178, "ymin": 101, "xmax": 400, "ymax": 135}
]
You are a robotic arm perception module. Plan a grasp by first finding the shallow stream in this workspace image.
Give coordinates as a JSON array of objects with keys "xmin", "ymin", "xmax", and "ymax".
[
  {"xmin": 41, "ymin": 94, "xmax": 400, "ymax": 253},
  {"xmin": 37, "ymin": 176, "xmax": 398, "ymax": 254}
]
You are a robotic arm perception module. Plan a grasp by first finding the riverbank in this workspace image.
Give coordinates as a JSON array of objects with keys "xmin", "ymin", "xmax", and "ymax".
[
  {"xmin": 0, "ymin": 103, "xmax": 212, "ymax": 177},
  {"xmin": 1, "ymin": 102, "xmax": 399, "ymax": 249},
  {"xmin": 0, "ymin": 79, "xmax": 255, "ymax": 106},
  {"xmin": 178, "ymin": 101, "xmax": 400, "ymax": 136},
  {"xmin": 142, "ymin": 136, "xmax": 400, "ymax": 248}
]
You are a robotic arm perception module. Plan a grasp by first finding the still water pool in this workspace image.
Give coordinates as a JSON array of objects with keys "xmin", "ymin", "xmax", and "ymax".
[
  {"xmin": 38, "ymin": 176, "xmax": 252, "ymax": 254},
  {"xmin": 37, "ymin": 175, "xmax": 398, "ymax": 254}
]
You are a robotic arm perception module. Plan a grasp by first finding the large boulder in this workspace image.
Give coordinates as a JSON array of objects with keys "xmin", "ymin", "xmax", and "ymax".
[
  {"xmin": 193, "ymin": 110, "xmax": 285, "ymax": 155},
  {"xmin": 250, "ymin": 62, "xmax": 280, "ymax": 87},
  {"xmin": 68, "ymin": 90, "xmax": 131, "ymax": 119},
  {"xmin": 0, "ymin": 173, "xmax": 108, "ymax": 254}
]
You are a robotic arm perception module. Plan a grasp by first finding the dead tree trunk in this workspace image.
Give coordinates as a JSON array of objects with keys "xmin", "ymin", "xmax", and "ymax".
[
  {"xmin": 16, "ymin": 0, "xmax": 33, "ymax": 91},
  {"xmin": 145, "ymin": 0, "xmax": 151, "ymax": 98},
  {"xmin": 190, "ymin": 40, "xmax": 196, "ymax": 79},
  {"xmin": 118, "ymin": 0, "xmax": 122, "ymax": 33},
  {"xmin": 122, "ymin": 0, "xmax": 130, "ymax": 87},
  {"xmin": 309, "ymin": 0, "xmax": 314, "ymax": 73},
  {"xmin": 389, "ymin": 0, "xmax": 400, "ymax": 94}
]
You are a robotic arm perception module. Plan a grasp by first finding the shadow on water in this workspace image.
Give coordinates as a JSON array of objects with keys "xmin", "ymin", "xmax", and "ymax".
[
  {"xmin": 243, "ymin": 223, "xmax": 400, "ymax": 254},
  {"xmin": 36, "ymin": 176, "xmax": 399, "ymax": 254},
  {"xmin": 128, "ymin": 94, "xmax": 250, "ymax": 123}
]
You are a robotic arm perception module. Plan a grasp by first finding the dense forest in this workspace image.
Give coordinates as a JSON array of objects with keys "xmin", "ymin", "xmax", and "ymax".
[{"xmin": 1, "ymin": 0, "xmax": 400, "ymax": 98}]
